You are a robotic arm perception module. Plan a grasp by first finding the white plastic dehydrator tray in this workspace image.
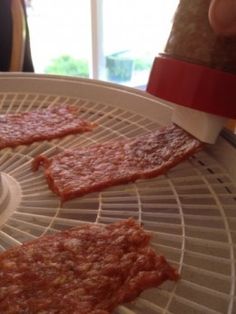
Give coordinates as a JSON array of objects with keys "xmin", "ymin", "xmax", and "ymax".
[{"xmin": 0, "ymin": 73, "xmax": 235, "ymax": 314}]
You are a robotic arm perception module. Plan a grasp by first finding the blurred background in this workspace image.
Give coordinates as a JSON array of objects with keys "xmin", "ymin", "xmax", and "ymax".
[{"xmin": 26, "ymin": 0, "xmax": 179, "ymax": 88}]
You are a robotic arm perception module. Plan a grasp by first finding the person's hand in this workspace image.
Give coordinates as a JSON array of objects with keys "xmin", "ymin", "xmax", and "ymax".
[{"xmin": 209, "ymin": 0, "xmax": 236, "ymax": 36}]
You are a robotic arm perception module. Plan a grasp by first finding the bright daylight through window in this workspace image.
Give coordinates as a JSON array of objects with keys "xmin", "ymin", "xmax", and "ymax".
[{"xmin": 26, "ymin": 0, "xmax": 179, "ymax": 88}]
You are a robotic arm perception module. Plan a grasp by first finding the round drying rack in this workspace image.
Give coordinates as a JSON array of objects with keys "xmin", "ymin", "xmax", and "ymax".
[{"xmin": 0, "ymin": 73, "xmax": 235, "ymax": 314}]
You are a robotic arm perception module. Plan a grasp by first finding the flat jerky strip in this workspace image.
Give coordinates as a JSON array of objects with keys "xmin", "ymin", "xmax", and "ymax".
[
  {"xmin": 0, "ymin": 104, "xmax": 95, "ymax": 150},
  {"xmin": 0, "ymin": 219, "xmax": 179, "ymax": 314},
  {"xmin": 33, "ymin": 124, "xmax": 203, "ymax": 201}
]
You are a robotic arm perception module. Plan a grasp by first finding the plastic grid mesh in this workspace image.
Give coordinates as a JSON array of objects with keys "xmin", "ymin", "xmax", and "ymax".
[{"xmin": 0, "ymin": 92, "xmax": 235, "ymax": 314}]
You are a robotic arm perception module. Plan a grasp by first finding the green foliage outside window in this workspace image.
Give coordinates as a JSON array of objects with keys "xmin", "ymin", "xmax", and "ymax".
[
  {"xmin": 133, "ymin": 58, "xmax": 152, "ymax": 71},
  {"xmin": 105, "ymin": 50, "xmax": 152, "ymax": 82},
  {"xmin": 44, "ymin": 54, "xmax": 151, "ymax": 81},
  {"xmin": 44, "ymin": 55, "xmax": 89, "ymax": 77}
]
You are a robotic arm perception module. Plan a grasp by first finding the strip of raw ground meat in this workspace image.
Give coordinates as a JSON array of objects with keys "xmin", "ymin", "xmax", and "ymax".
[
  {"xmin": 0, "ymin": 219, "xmax": 179, "ymax": 314},
  {"xmin": 33, "ymin": 124, "xmax": 203, "ymax": 201},
  {"xmin": 0, "ymin": 104, "xmax": 95, "ymax": 149}
]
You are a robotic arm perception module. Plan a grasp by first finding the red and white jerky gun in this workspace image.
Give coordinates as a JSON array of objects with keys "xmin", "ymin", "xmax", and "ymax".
[{"xmin": 147, "ymin": 54, "xmax": 236, "ymax": 144}]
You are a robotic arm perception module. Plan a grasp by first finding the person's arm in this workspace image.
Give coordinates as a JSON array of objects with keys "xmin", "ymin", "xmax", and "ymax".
[
  {"xmin": 0, "ymin": 0, "xmax": 12, "ymax": 71},
  {"xmin": 0, "ymin": 0, "xmax": 34, "ymax": 72},
  {"xmin": 209, "ymin": 0, "xmax": 236, "ymax": 36}
]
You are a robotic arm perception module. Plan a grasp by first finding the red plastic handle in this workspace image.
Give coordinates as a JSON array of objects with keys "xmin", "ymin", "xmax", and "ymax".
[{"xmin": 147, "ymin": 56, "xmax": 236, "ymax": 119}]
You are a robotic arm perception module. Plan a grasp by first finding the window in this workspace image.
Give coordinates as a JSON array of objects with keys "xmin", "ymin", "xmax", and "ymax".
[{"xmin": 26, "ymin": 0, "xmax": 179, "ymax": 88}]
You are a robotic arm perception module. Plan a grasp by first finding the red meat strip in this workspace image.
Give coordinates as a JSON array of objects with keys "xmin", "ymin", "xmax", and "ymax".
[
  {"xmin": 0, "ymin": 219, "xmax": 179, "ymax": 314},
  {"xmin": 33, "ymin": 124, "xmax": 203, "ymax": 201},
  {"xmin": 0, "ymin": 104, "xmax": 95, "ymax": 149}
]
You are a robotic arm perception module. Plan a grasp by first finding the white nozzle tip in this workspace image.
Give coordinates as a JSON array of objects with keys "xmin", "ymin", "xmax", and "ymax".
[{"xmin": 172, "ymin": 106, "xmax": 227, "ymax": 144}]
